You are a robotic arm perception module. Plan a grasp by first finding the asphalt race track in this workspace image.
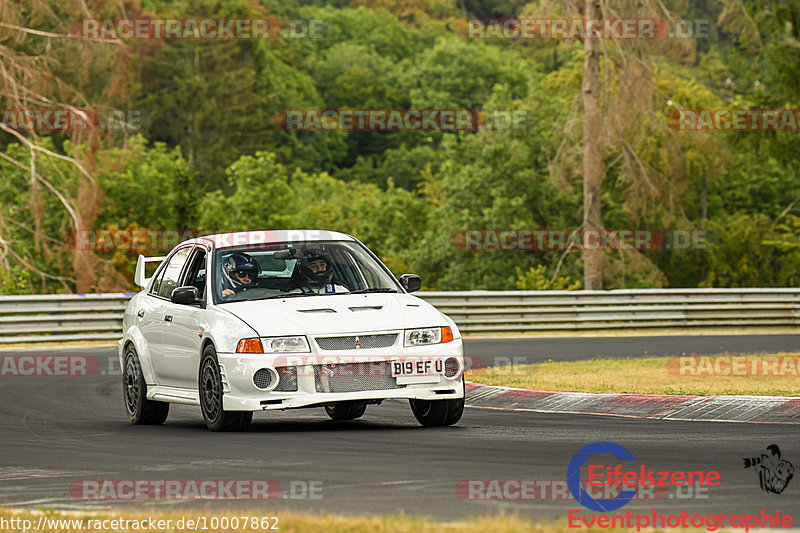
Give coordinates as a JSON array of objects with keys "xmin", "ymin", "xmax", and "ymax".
[{"xmin": 0, "ymin": 337, "xmax": 798, "ymax": 522}]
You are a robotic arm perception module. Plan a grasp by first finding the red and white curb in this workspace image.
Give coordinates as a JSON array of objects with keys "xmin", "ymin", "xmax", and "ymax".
[{"xmin": 465, "ymin": 382, "xmax": 800, "ymax": 424}]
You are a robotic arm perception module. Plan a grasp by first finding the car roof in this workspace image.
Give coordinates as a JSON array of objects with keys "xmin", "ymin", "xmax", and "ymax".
[{"xmin": 185, "ymin": 229, "xmax": 356, "ymax": 249}]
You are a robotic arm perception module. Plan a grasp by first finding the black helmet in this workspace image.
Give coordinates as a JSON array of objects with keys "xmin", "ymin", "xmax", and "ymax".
[
  {"xmin": 298, "ymin": 252, "xmax": 332, "ymax": 288},
  {"xmin": 222, "ymin": 252, "xmax": 260, "ymax": 291}
]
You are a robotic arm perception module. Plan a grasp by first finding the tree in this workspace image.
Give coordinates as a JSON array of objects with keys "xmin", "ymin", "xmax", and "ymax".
[
  {"xmin": 582, "ymin": 0, "xmax": 604, "ymax": 289},
  {"xmin": 0, "ymin": 0, "xmax": 128, "ymax": 292}
]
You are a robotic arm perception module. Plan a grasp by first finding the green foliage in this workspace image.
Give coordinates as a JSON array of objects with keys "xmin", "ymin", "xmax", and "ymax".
[
  {"xmin": 515, "ymin": 265, "xmax": 581, "ymax": 290},
  {"xmin": 764, "ymin": 215, "xmax": 800, "ymax": 252},
  {"xmin": 3, "ymin": 0, "xmax": 800, "ymax": 293},
  {"xmin": 402, "ymin": 37, "xmax": 528, "ymax": 109},
  {"xmin": 139, "ymin": 39, "xmax": 271, "ymax": 190},
  {"xmin": 196, "ymin": 151, "xmax": 431, "ymax": 276},
  {"xmin": 95, "ymin": 136, "xmax": 197, "ymax": 230},
  {"xmin": 0, "ymin": 265, "xmax": 35, "ymax": 295},
  {"xmin": 701, "ymin": 214, "xmax": 800, "ymax": 287},
  {"xmin": 0, "ymin": 139, "xmax": 82, "ymax": 292}
]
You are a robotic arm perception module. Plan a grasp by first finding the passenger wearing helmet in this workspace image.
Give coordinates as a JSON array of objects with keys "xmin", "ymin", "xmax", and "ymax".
[
  {"xmin": 288, "ymin": 252, "xmax": 347, "ymax": 294},
  {"xmin": 221, "ymin": 252, "xmax": 260, "ymax": 298}
]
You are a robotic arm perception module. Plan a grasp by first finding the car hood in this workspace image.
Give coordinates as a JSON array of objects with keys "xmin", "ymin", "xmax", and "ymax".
[{"xmin": 220, "ymin": 293, "xmax": 446, "ymax": 337}]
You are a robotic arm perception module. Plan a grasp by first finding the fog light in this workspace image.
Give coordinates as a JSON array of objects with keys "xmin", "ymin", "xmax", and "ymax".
[
  {"xmin": 253, "ymin": 368, "xmax": 274, "ymax": 389},
  {"xmin": 444, "ymin": 357, "xmax": 460, "ymax": 378}
]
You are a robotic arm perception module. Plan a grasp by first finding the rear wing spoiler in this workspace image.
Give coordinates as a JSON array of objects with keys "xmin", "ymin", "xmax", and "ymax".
[{"xmin": 134, "ymin": 254, "xmax": 167, "ymax": 289}]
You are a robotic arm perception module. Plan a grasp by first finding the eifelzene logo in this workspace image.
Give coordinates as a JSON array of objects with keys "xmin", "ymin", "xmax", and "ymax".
[{"xmin": 567, "ymin": 441, "xmax": 720, "ymax": 512}]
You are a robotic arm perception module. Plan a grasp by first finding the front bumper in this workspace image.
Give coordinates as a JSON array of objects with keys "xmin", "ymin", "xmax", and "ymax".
[{"xmin": 218, "ymin": 338, "xmax": 464, "ymax": 411}]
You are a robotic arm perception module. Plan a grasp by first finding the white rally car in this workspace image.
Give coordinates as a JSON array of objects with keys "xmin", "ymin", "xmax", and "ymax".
[{"xmin": 119, "ymin": 230, "xmax": 464, "ymax": 431}]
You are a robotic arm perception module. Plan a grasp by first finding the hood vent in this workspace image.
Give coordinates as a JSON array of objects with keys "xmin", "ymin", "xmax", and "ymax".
[
  {"xmin": 349, "ymin": 306, "xmax": 383, "ymax": 312},
  {"xmin": 297, "ymin": 308, "xmax": 337, "ymax": 314}
]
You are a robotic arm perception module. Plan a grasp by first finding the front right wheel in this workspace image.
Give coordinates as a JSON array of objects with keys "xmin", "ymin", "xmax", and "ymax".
[{"xmin": 199, "ymin": 346, "xmax": 252, "ymax": 431}]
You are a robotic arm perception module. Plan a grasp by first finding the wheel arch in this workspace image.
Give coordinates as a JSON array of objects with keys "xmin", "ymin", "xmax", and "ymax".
[
  {"xmin": 201, "ymin": 337, "xmax": 216, "ymax": 355},
  {"xmin": 121, "ymin": 329, "xmax": 157, "ymax": 385}
]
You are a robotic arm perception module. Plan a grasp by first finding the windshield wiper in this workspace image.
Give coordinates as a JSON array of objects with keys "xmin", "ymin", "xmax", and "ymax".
[
  {"xmin": 260, "ymin": 292, "xmax": 315, "ymax": 300},
  {"xmin": 348, "ymin": 288, "xmax": 399, "ymax": 294}
]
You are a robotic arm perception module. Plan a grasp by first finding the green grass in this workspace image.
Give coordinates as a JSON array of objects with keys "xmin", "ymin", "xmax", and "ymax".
[
  {"xmin": 468, "ymin": 355, "xmax": 800, "ymax": 396},
  {"xmin": 0, "ymin": 508, "xmax": 559, "ymax": 533}
]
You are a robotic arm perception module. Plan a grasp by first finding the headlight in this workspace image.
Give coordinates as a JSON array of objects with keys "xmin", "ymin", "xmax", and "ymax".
[
  {"xmin": 262, "ymin": 336, "xmax": 310, "ymax": 353},
  {"xmin": 404, "ymin": 327, "xmax": 454, "ymax": 346}
]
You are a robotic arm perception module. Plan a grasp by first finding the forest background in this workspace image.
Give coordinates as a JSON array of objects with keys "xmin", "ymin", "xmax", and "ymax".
[{"xmin": 2, "ymin": 0, "xmax": 799, "ymax": 294}]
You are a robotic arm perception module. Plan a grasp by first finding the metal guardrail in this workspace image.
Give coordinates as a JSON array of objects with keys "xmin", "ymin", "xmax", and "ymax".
[
  {"xmin": 0, "ymin": 294, "xmax": 135, "ymax": 344},
  {"xmin": 418, "ymin": 289, "xmax": 800, "ymax": 334},
  {"xmin": 1, "ymin": 289, "xmax": 799, "ymax": 344}
]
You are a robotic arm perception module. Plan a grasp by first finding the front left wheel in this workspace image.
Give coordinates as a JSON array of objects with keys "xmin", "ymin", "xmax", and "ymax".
[
  {"xmin": 199, "ymin": 345, "xmax": 252, "ymax": 431},
  {"xmin": 123, "ymin": 345, "xmax": 169, "ymax": 425},
  {"xmin": 409, "ymin": 378, "xmax": 465, "ymax": 427},
  {"xmin": 409, "ymin": 397, "xmax": 464, "ymax": 426}
]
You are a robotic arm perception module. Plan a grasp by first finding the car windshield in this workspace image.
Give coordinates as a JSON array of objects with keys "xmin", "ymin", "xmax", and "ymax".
[{"xmin": 213, "ymin": 240, "xmax": 402, "ymax": 303}]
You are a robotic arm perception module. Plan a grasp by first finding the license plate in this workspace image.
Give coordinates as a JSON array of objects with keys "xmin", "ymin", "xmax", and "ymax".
[{"xmin": 390, "ymin": 359, "xmax": 442, "ymax": 377}]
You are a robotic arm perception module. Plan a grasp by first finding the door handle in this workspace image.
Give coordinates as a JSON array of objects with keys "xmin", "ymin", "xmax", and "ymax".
[
  {"xmin": 164, "ymin": 315, "xmax": 173, "ymax": 323},
  {"xmin": 137, "ymin": 310, "xmax": 145, "ymax": 318}
]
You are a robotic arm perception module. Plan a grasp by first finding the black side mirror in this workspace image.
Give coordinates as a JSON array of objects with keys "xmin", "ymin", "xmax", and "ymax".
[
  {"xmin": 171, "ymin": 286, "xmax": 200, "ymax": 305},
  {"xmin": 399, "ymin": 274, "xmax": 422, "ymax": 293}
]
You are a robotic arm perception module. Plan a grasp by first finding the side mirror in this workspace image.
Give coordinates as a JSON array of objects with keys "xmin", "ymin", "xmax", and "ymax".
[
  {"xmin": 399, "ymin": 274, "xmax": 422, "ymax": 293},
  {"xmin": 171, "ymin": 286, "xmax": 200, "ymax": 305}
]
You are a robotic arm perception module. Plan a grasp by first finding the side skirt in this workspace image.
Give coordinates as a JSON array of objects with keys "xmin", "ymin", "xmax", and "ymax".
[{"xmin": 147, "ymin": 385, "xmax": 200, "ymax": 406}]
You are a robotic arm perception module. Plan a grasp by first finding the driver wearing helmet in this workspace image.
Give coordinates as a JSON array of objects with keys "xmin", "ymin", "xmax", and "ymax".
[
  {"xmin": 289, "ymin": 252, "xmax": 347, "ymax": 294},
  {"xmin": 221, "ymin": 252, "xmax": 260, "ymax": 298}
]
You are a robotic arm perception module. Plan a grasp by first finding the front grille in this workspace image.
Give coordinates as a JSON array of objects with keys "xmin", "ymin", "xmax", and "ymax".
[
  {"xmin": 253, "ymin": 369, "xmax": 272, "ymax": 389},
  {"xmin": 275, "ymin": 366, "xmax": 298, "ymax": 392},
  {"xmin": 313, "ymin": 361, "xmax": 405, "ymax": 393},
  {"xmin": 315, "ymin": 334, "xmax": 397, "ymax": 351}
]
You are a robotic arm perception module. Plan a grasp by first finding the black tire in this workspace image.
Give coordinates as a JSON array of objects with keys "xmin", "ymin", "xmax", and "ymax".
[
  {"xmin": 409, "ymin": 398, "xmax": 464, "ymax": 426},
  {"xmin": 442, "ymin": 396, "xmax": 465, "ymax": 425},
  {"xmin": 123, "ymin": 345, "xmax": 169, "ymax": 425},
  {"xmin": 199, "ymin": 345, "xmax": 252, "ymax": 432},
  {"xmin": 325, "ymin": 402, "xmax": 367, "ymax": 420},
  {"xmin": 238, "ymin": 411, "xmax": 254, "ymax": 430},
  {"xmin": 409, "ymin": 379, "xmax": 465, "ymax": 427}
]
